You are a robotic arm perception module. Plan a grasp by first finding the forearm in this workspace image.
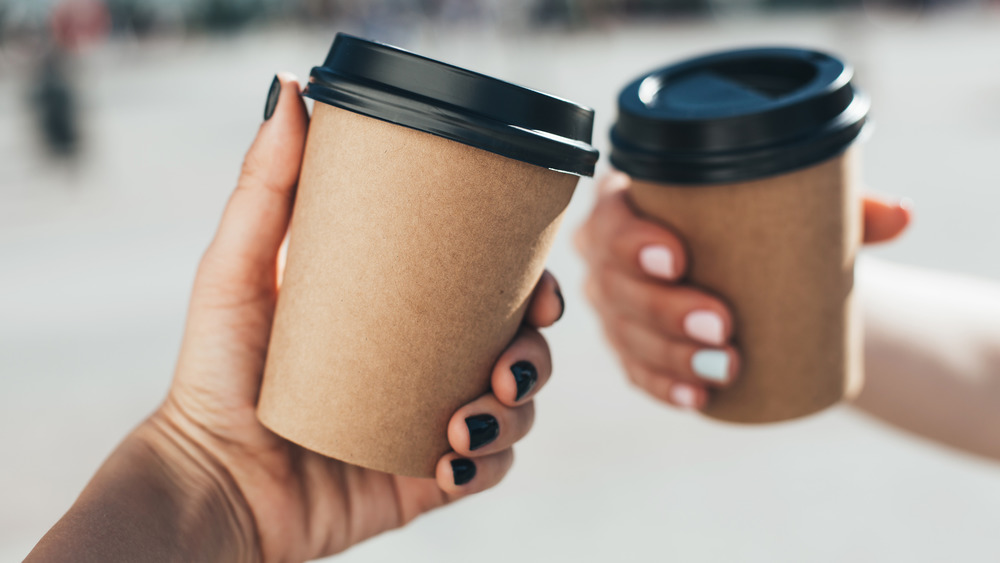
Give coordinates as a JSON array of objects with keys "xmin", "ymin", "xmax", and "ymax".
[
  {"xmin": 854, "ymin": 258, "xmax": 1000, "ymax": 461},
  {"xmin": 26, "ymin": 412, "xmax": 260, "ymax": 563}
]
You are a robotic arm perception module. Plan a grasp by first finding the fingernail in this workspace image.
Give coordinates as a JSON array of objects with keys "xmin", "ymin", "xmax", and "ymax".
[
  {"xmin": 638, "ymin": 245, "xmax": 676, "ymax": 280},
  {"xmin": 451, "ymin": 458, "xmax": 476, "ymax": 486},
  {"xmin": 554, "ymin": 284, "xmax": 565, "ymax": 322},
  {"xmin": 684, "ymin": 310, "xmax": 726, "ymax": 346},
  {"xmin": 511, "ymin": 360, "xmax": 538, "ymax": 401},
  {"xmin": 264, "ymin": 75, "xmax": 281, "ymax": 121},
  {"xmin": 465, "ymin": 414, "xmax": 499, "ymax": 451},
  {"xmin": 692, "ymin": 350, "xmax": 730, "ymax": 383},
  {"xmin": 669, "ymin": 383, "xmax": 700, "ymax": 409}
]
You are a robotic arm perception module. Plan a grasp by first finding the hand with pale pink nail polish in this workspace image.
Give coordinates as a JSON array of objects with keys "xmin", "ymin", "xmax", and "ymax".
[{"xmin": 576, "ymin": 171, "xmax": 911, "ymax": 412}]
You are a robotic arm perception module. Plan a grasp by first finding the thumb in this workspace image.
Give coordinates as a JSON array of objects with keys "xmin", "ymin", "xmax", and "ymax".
[
  {"xmin": 195, "ymin": 72, "xmax": 310, "ymax": 307},
  {"xmin": 863, "ymin": 195, "xmax": 913, "ymax": 245},
  {"xmin": 172, "ymin": 73, "xmax": 310, "ymax": 412}
]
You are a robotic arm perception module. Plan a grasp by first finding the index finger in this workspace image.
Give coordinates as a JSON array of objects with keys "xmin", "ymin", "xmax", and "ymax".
[{"xmin": 576, "ymin": 171, "xmax": 689, "ymax": 283}]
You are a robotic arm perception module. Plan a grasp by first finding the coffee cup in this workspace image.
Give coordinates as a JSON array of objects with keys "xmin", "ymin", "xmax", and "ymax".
[
  {"xmin": 610, "ymin": 48, "xmax": 869, "ymax": 423},
  {"xmin": 257, "ymin": 34, "xmax": 598, "ymax": 476}
]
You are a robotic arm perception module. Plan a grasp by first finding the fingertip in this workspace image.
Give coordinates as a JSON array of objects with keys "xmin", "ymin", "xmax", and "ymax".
[
  {"xmin": 436, "ymin": 450, "xmax": 514, "ymax": 496},
  {"xmin": 623, "ymin": 359, "xmax": 708, "ymax": 411},
  {"xmin": 606, "ymin": 197, "xmax": 688, "ymax": 283},
  {"xmin": 691, "ymin": 347, "xmax": 740, "ymax": 387},
  {"xmin": 251, "ymin": 71, "xmax": 308, "ymax": 166},
  {"xmin": 863, "ymin": 195, "xmax": 913, "ymax": 244},
  {"xmin": 668, "ymin": 382, "xmax": 708, "ymax": 410},
  {"xmin": 276, "ymin": 72, "xmax": 306, "ymax": 113},
  {"xmin": 490, "ymin": 327, "xmax": 551, "ymax": 406},
  {"xmin": 526, "ymin": 271, "xmax": 563, "ymax": 328},
  {"xmin": 451, "ymin": 457, "xmax": 477, "ymax": 486},
  {"xmin": 638, "ymin": 243, "xmax": 681, "ymax": 281},
  {"xmin": 491, "ymin": 357, "xmax": 540, "ymax": 407},
  {"xmin": 447, "ymin": 412, "xmax": 470, "ymax": 453},
  {"xmin": 682, "ymin": 308, "xmax": 732, "ymax": 347},
  {"xmin": 436, "ymin": 455, "xmax": 476, "ymax": 494},
  {"xmin": 262, "ymin": 72, "xmax": 304, "ymax": 124},
  {"xmin": 511, "ymin": 360, "xmax": 540, "ymax": 403}
]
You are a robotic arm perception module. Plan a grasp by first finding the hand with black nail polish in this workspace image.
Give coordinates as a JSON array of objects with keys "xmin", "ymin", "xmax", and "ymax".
[{"xmin": 28, "ymin": 72, "xmax": 566, "ymax": 563}]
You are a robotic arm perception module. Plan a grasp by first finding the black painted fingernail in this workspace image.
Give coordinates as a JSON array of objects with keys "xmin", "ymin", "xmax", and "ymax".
[
  {"xmin": 465, "ymin": 414, "xmax": 499, "ymax": 451},
  {"xmin": 511, "ymin": 360, "xmax": 538, "ymax": 401},
  {"xmin": 264, "ymin": 75, "xmax": 280, "ymax": 121},
  {"xmin": 451, "ymin": 458, "xmax": 476, "ymax": 486},
  {"xmin": 554, "ymin": 284, "xmax": 565, "ymax": 322}
]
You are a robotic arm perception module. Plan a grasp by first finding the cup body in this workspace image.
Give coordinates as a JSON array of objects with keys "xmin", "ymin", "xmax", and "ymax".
[
  {"xmin": 258, "ymin": 103, "xmax": 580, "ymax": 476},
  {"xmin": 256, "ymin": 34, "xmax": 595, "ymax": 476},
  {"xmin": 627, "ymin": 150, "xmax": 863, "ymax": 423}
]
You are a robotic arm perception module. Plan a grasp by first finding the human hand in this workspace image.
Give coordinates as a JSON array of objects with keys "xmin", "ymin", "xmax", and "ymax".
[
  {"xmin": 576, "ymin": 171, "xmax": 911, "ymax": 409},
  {"xmin": 166, "ymin": 72, "xmax": 565, "ymax": 560},
  {"xmin": 29, "ymin": 73, "xmax": 563, "ymax": 563}
]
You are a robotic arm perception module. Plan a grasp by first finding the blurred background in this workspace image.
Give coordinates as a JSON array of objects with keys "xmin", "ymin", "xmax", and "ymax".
[{"xmin": 3, "ymin": 0, "xmax": 1000, "ymax": 561}]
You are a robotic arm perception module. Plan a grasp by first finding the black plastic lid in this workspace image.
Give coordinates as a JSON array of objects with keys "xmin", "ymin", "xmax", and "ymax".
[
  {"xmin": 304, "ymin": 34, "xmax": 598, "ymax": 177},
  {"xmin": 610, "ymin": 47, "xmax": 869, "ymax": 184}
]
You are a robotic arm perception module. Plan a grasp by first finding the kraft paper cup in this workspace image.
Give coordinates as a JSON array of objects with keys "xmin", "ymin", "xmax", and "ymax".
[
  {"xmin": 610, "ymin": 48, "xmax": 869, "ymax": 423},
  {"xmin": 257, "ymin": 34, "xmax": 597, "ymax": 477}
]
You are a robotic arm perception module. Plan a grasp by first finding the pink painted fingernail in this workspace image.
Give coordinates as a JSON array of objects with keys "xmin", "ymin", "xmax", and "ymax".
[
  {"xmin": 670, "ymin": 383, "xmax": 699, "ymax": 409},
  {"xmin": 638, "ymin": 245, "xmax": 676, "ymax": 280},
  {"xmin": 684, "ymin": 310, "xmax": 726, "ymax": 346}
]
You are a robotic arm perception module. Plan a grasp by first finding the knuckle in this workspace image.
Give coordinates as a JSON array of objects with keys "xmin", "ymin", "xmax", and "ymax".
[
  {"xmin": 238, "ymin": 154, "xmax": 284, "ymax": 196},
  {"xmin": 239, "ymin": 154, "xmax": 266, "ymax": 186}
]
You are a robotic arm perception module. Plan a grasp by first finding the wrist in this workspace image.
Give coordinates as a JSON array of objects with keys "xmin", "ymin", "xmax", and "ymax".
[
  {"xmin": 28, "ymin": 410, "xmax": 261, "ymax": 563},
  {"xmin": 133, "ymin": 410, "xmax": 262, "ymax": 563}
]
